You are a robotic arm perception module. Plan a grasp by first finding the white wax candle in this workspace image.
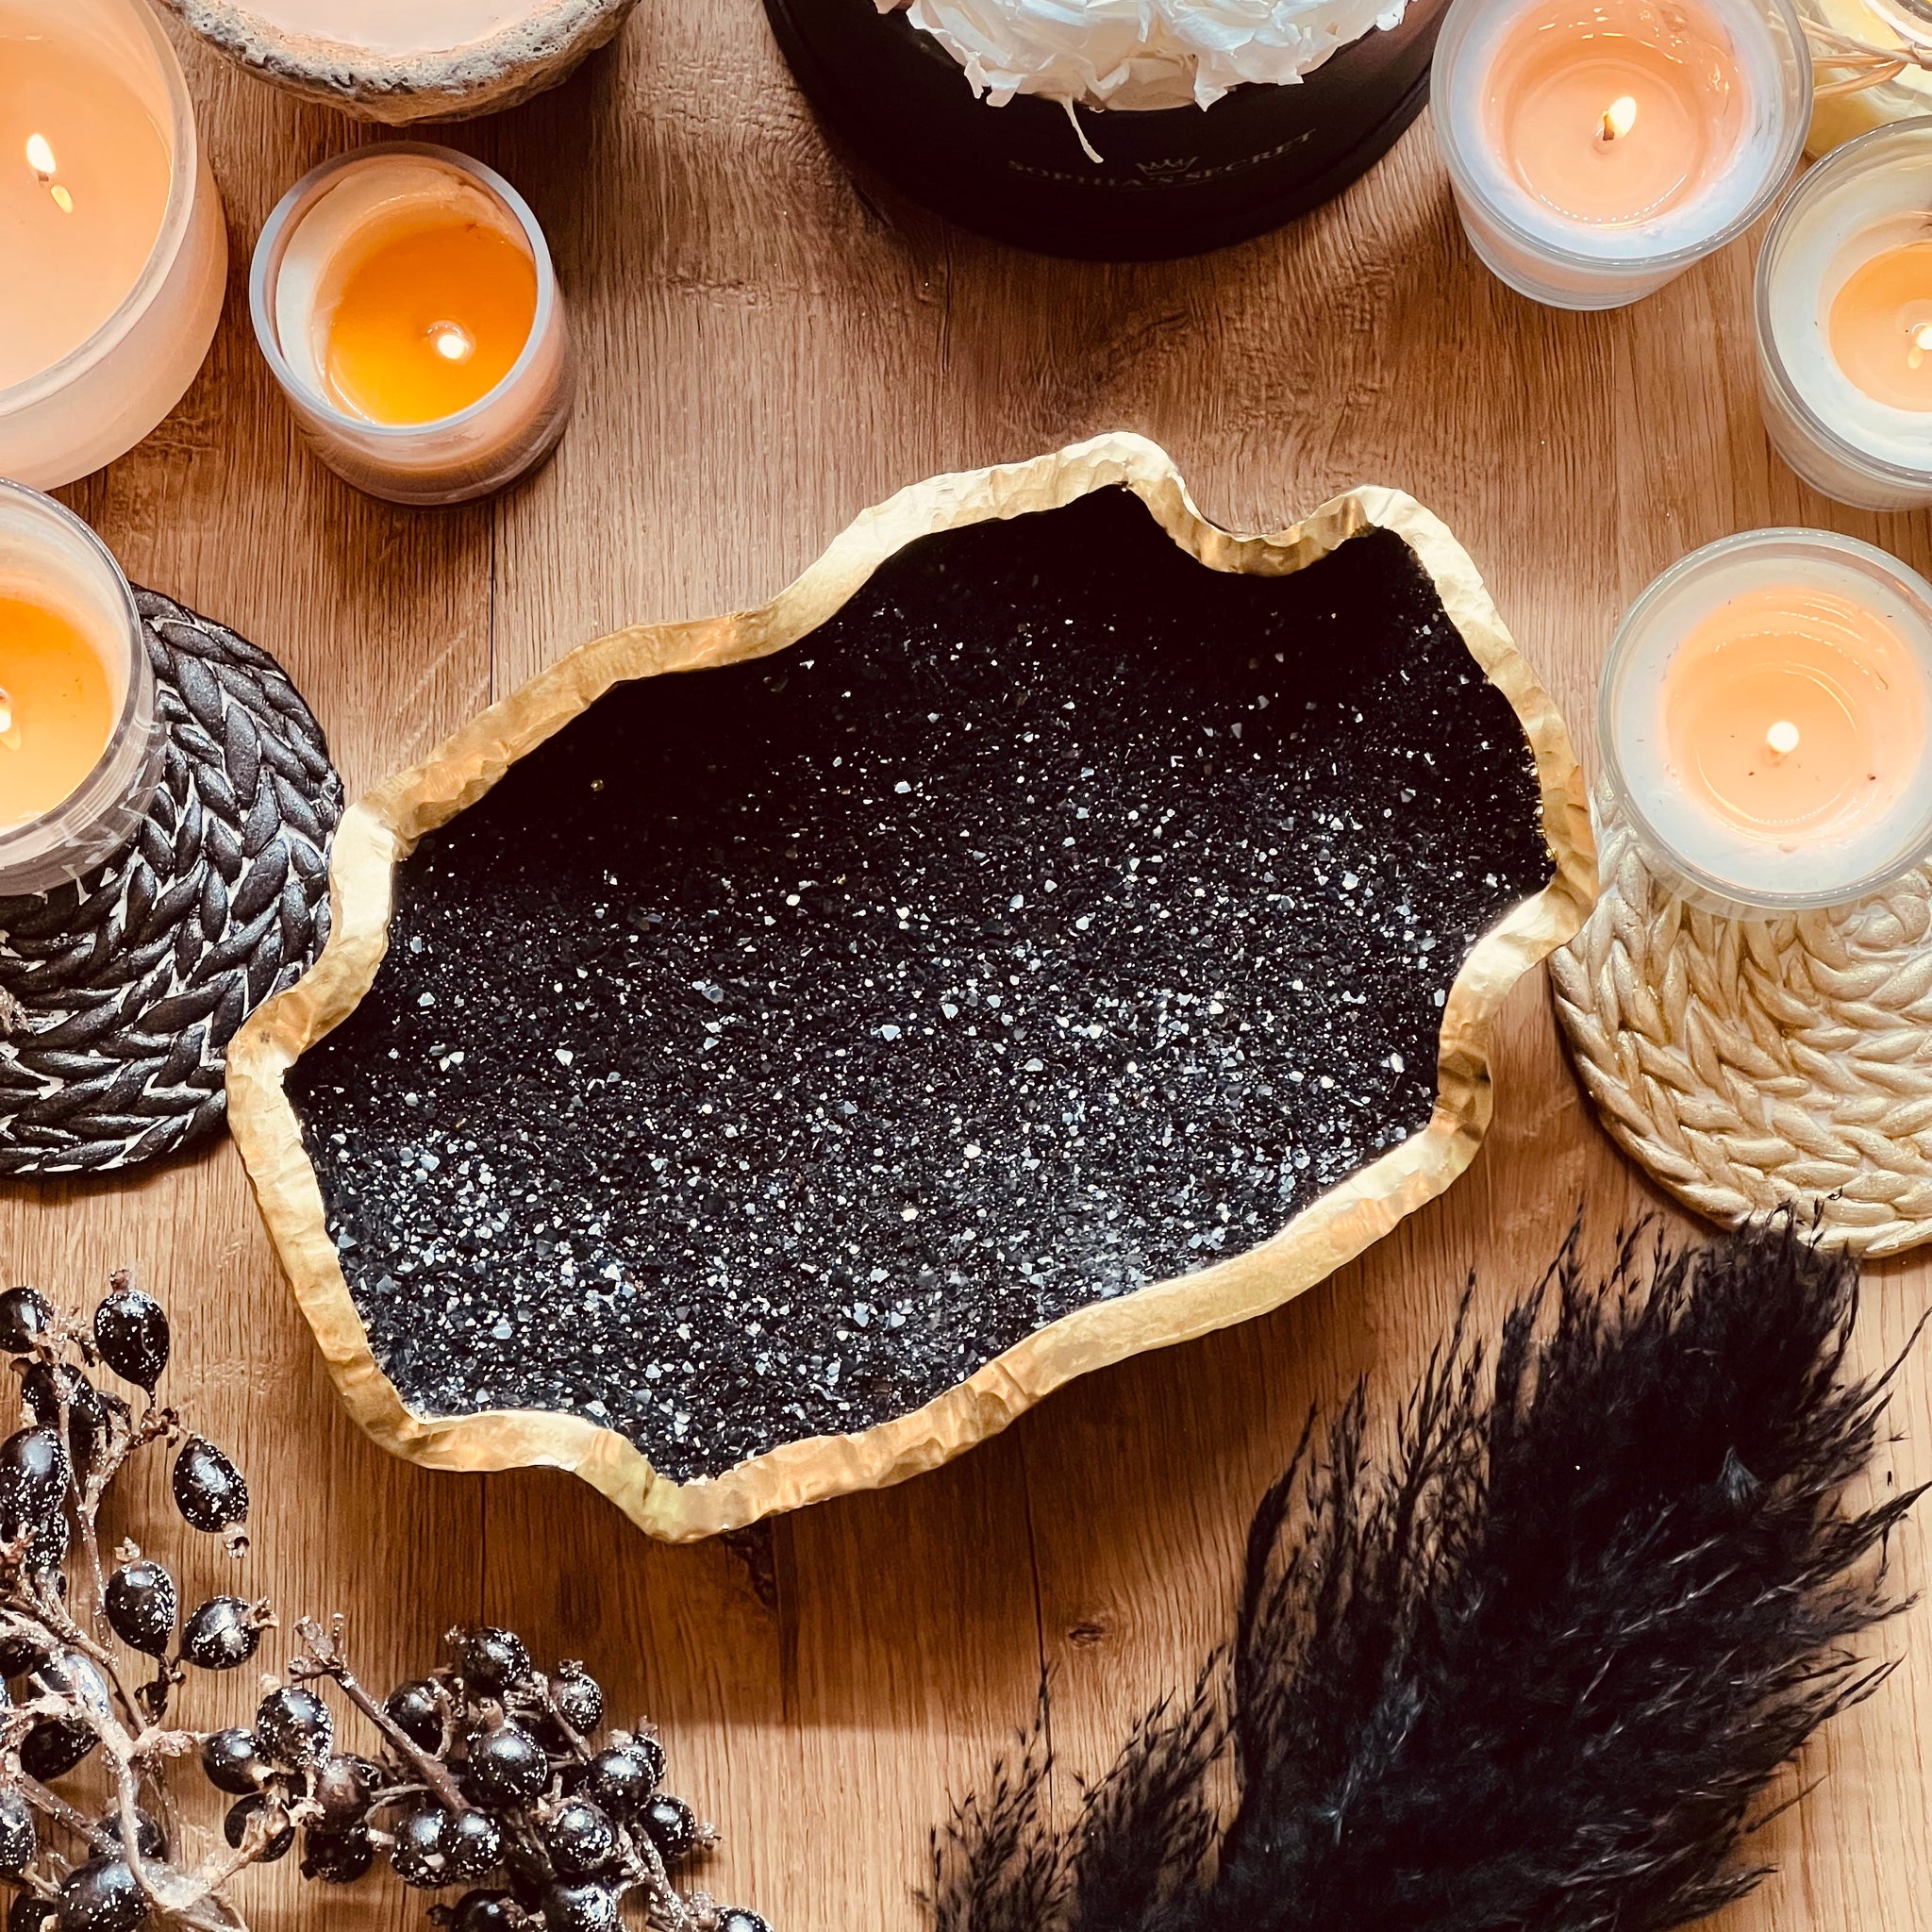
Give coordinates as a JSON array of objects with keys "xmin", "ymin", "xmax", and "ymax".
[
  {"xmin": 0, "ymin": 0, "xmax": 226, "ymax": 490},
  {"xmin": 1602, "ymin": 529, "xmax": 1932, "ymax": 911},
  {"xmin": 1757, "ymin": 120, "xmax": 1932, "ymax": 508},
  {"xmin": 1432, "ymin": 0, "xmax": 1810, "ymax": 309}
]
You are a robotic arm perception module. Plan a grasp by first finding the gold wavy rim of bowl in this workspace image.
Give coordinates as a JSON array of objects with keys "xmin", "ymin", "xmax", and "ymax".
[
  {"xmin": 226, "ymin": 432, "xmax": 1597, "ymax": 1541},
  {"xmin": 155, "ymin": 0, "xmax": 636, "ymax": 121}
]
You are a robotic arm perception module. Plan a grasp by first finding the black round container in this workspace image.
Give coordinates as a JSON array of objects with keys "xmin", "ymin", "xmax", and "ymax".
[{"xmin": 763, "ymin": 0, "xmax": 1448, "ymax": 259}]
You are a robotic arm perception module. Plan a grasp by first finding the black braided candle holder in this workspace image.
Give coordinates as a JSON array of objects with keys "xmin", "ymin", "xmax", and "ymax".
[{"xmin": 0, "ymin": 590, "xmax": 343, "ymax": 1176}]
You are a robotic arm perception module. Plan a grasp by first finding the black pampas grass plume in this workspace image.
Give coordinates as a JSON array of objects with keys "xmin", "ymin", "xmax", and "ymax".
[{"xmin": 931, "ymin": 1224, "xmax": 1924, "ymax": 1932}]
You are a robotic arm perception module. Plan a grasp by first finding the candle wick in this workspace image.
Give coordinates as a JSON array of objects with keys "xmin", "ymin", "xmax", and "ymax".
[{"xmin": 1599, "ymin": 95, "xmax": 1640, "ymax": 142}]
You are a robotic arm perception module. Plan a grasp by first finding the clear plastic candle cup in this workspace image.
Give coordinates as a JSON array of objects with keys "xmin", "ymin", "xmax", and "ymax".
[
  {"xmin": 0, "ymin": 484, "xmax": 163, "ymax": 897},
  {"xmin": 0, "ymin": 0, "xmax": 229, "ymax": 490},
  {"xmin": 1757, "ymin": 119, "xmax": 1932, "ymax": 509},
  {"xmin": 1433, "ymin": 0, "xmax": 1811, "ymax": 309},
  {"xmin": 250, "ymin": 143, "xmax": 575, "ymax": 508},
  {"xmin": 1600, "ymin": 528, "xmax": 1932, "ymax": 915}
]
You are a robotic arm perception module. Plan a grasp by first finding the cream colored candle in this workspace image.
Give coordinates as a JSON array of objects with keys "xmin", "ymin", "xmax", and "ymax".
[
  {"xmin": 1432, "ymin": 0, "xmax": 1810, "ymax": 308},
  {"xmin": 1602, "ymin": 530, "xmax": 1932, "ymax": 911},
  {"xmin": 0, "ymin": 29, "xmax": 172, "ymax": 388},
  {"xmin": 0, "ymin": 0, "xmax": 226, "ymax": 491},
  {"xmin": 1484, "ymin": 0, "xmax": 1746, "ymax": 225},
  {"xmin": 1757, "ymin": 122, "xmax": 1932, "ymax": 508},
  {"xmin": 251, "ymin": 145, "xmax": 574, "ymax": 507},
  {"xmin": 1660, "ymin": 582, "xmax": 1922, "ymax": 842}
]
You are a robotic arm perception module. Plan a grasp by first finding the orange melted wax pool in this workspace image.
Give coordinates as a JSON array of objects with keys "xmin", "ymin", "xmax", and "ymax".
[
  {"xmin": 0, "ymin": 595, "xmax": 113, "ymax": 825},
  {"xmin": 1483, "ymin": 0, "xmax": 1746, "ymax": 226},
  {"xmin": 1829, "ymin": 239, "xmax": 1932, "ymax": 412},
  {"xmin": 1663, "ymin": 582, "xmax": 1924, "ymax": 842},
  {"xmin": 324, "ymin": 215, "xmax": 537, "ymax": 426}
]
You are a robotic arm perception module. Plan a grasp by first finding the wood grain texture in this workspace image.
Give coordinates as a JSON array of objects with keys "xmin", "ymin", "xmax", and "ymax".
[{"xmin": 13, "ymin": 8, "xmax": 1932, "ymax": 1928}]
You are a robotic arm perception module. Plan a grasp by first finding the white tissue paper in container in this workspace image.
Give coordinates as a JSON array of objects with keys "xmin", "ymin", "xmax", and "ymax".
[{"xmin": 884, "ymin": 0, "xmax": 1413, "ymax": 110}]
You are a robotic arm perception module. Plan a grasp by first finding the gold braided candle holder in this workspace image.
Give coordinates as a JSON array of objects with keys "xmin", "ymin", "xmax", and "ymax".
[{"xmin": 1552, "ymin": 793, "xmax": 1932, "ymax": 1257}]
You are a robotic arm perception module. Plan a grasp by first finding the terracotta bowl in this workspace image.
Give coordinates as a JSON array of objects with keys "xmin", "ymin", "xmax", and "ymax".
[{"xmin": 156, "ymin": 0, "xmax": 638, "ymax": 122}]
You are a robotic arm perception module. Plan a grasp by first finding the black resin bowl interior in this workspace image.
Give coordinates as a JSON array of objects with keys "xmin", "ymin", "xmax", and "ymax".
[{"xmin": 235, "ymin": 441, "xmax": 1589, "ymax": 1538}]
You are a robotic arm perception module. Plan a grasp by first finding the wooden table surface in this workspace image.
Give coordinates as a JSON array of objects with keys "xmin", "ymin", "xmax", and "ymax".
[{"xmin": 25, "ymin": 9, "xmax": 1932, "ymax": 1930}]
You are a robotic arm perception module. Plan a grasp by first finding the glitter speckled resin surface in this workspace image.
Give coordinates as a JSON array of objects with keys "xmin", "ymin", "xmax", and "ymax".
[{"xmin": 227, "ymin": 436, "xmax": 1595, "ymax": 1541}]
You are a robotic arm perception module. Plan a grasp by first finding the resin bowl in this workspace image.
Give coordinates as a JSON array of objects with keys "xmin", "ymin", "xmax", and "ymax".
[
  {"xmin": 156, "ymin": 0, "xmax": 637, "ymax": 122},
  {"xmin": 227, "ymin": 434, "xmax": 1594, "ymax": 1541}
]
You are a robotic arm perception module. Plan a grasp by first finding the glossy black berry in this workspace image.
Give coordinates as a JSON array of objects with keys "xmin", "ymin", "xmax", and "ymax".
[
  {"xmin": 200, "ymin": 1727, "xmax": 264, "ymax": 1796},
  {"xmin": 104, "ymin": 1560, "xmax": 176, "ymax": 1657},
  {"xmin": 171, "ymin": 1437, "xmax": 247, "ymax": 1535},
  {"xmin": 448, "ymin": 1624, "xmax": 530, "ymax": 1693},
  {"xmin": 96, "ymin": 1810, "xmax": 166, "ymax": 1862},
  {"xmin": 21, "ymin": 1715, "xmax": 96, "ymax": 1780},
  {"xmin": 390, "ymin": 1805, "xmax": 452, "ymax": 1890},
  {"xmin": 54, "ymin": 1858, "xmax": 148, "ymax": 1932},
  {"xmin": 21, "ymin": 1515, "xmax": 69, "ymax": 1581},
  {"xmin": 8, "ymin": 1895, "xmax": 56, "ymax": 1932},
  {"xmin": 539, "ymin": 1883, "xmax": 619, "ymax": 1932},
  {"xmin": 254, "ymin": 1686, "xmax": 334, "ymax": 1768},
  {"xmin": 0, "ymin": 1287, "xmax": 52, "ymax": 1355},
  {"xmin": 384, "ymin": 1677, "xmax": 446, "ymax": 1751},
  {"xmin": 641, "ymin": 1793, "xmax": 696, "ymax": 1865},
  {"xmin": 451, "ymin": 1891, "xmax": 523, "ymax": 1932},
  {"xmin": 0, "ymin": 1787, "xmax": 35, "ymax": 1874},
  {"xmin": 0, "ymin": 1425, "xmax": 67, "ymax": 1531},
  {"xmin": 445, "ymin": 1807, "xmax": 504, "ymax": 1882},
  {"xmin": 180, "ymin": 1596, "xmax": 261, "ymax": 1673},
  {"xmin": 92, "ymin": 1290, "xmax": 169, "ymax": 1391},
  {"xmin": 313, "ymin": 1753, "xmax": 383, "ymax": 1826},
  {"xmin": 0, "ymin": 1628, "xmax": 50, "ymax": 1678},
  {"xmin": 581, "ymin": 1744, "xmax": 658, "ymax": 1817},
  {"xmin": 20, "ymin": 1364, "xmax": 116, "ymax": 1474},
  {"xmin": 224, "ymin": 1795, "xmax": 292, "ymax": 1863},
  {"xmin": 41, "ymin": 1652, "xmax": 111, "ymax": 1718},
  {"xmin": 716, "ymin": 1912, "xmax": 773, "ymax": 1932},
  {"xmin": 549, "ymin": 1664, "xmax": 604, "ymax": 1738},
  {"xmin": 632, "ymin": 1734, "xmax": 666, "ymax": 1790},
  {"xmin": 469, "ymin": 1724, "xmax": 548, "ymax": 1807},
  {"xmin": 300, "ymin": 1824, "xmax": 374, "ymax": 1884},
  {"xmin": 544, "ymin": 1799, "xmax": 615, "ymax": 1879}
]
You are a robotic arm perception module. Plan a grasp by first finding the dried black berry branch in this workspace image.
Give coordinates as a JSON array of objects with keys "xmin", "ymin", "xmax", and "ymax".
[{"xmin": 0, "ymin": 1275, "xmax": 771, "ymax": 1932}]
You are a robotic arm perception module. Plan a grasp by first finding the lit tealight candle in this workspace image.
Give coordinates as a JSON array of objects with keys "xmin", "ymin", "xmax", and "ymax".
[
  {"xmin": 1757, "ymin": 120, "xmax": 1932, "ymax": 508},
  {"xmin": 0, "ymin": 484, "xmax": 162, "ymax": 897},
  {"xmin": 1602, "ymin": 529, "xmax": 1932, "ymax": 912},
  {"xmin": 0, "ymin": 0, "xmax": 227, "ymax": 490},
  {"xmin": 1433, "ymin": 0, "xmax": 1812, "ymax": 309},
  {"xmin": 250, "ymin": 144, "xmax": 575, "ymax": 507}
]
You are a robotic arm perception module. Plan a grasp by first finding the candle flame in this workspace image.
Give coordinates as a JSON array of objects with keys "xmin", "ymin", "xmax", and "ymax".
[
  {"xmin": 1766, "ymin": 719, "xmax": 1801, "ymax": 758},
  {"xmin": 1909, "ymin": 322, "xmax": 1932, "ymax": 372},
  {"xmin": 23, "ymin": 133, "xmax": 54, "ymax": 179},
  {"xmin": 428, "ymin": 322, "xmax": 475, "ymax": 365},
  {"xmin": 1601, "ymin": 94, "xmax": 1639, "ymax": 142},
  {"xmin": 0, "ymin": 691, "xmax": 19, "ymax": 751}
]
